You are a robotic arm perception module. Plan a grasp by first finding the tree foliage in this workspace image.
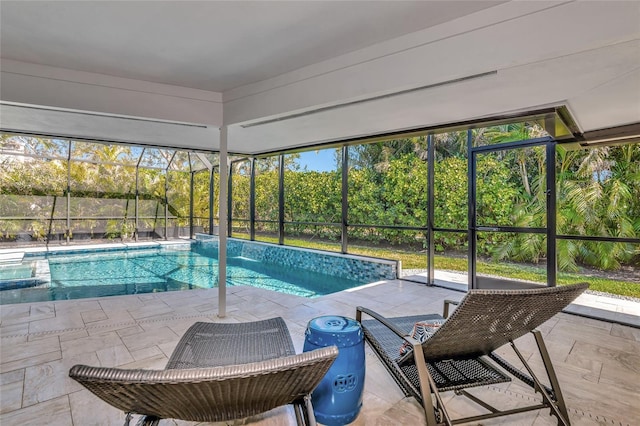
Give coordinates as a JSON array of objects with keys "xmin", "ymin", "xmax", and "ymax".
[
  {"xmin": 1, "ymin": 133, "xmax": 638, "ymax": 271},
  {"xmin": 0, "ymin": 136, "xmax": 211, "ymax": 240}
]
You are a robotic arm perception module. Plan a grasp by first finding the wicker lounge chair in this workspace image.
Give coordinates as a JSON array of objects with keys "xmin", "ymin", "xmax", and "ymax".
[
  {"xmin": 69, "ymin": 317, "xmax": 338, "ymax": 426},
  {"xmin": 356, "ymin": 283, "xmax": 588, "ymax": 426}
]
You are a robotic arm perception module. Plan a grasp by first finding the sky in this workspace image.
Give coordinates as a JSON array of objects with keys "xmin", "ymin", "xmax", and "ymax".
[{"xmin": 296, "ymin": 149, "xmax": 338, "ymax": 172}]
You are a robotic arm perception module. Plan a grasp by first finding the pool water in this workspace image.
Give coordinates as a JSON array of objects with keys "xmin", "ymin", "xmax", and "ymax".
[
  {"xmin": 0, "ymin": 263, "xmax": 34, "ymax": 281},
  {"xmin": 0, "ymin": 247, "xmax": 366, "ymax": 304}
]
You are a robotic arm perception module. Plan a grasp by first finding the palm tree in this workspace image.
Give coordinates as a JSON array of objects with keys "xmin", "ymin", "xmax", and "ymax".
[{"xmin": 557, "ymin": 143, "xmax": 639, "ymax": 270}]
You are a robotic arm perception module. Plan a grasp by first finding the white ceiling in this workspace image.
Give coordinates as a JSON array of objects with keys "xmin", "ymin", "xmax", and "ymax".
[
  {"xmin": 0, "ymin": 1, "xmax": 639, "ymax": 154},
  {"xmin": 0, "ymin": 1, "xmax": 502, "ymax": 92}
]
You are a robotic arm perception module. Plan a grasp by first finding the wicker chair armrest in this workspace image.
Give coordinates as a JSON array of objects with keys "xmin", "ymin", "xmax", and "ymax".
[
  {"xmin": 70, "ymin": 346, "xmax": 338, "ymax": 423},
  {"xmin": 356, "ymin": 306, "xmax": 411, "ymax": 341},
  {"xmin": 443, "ymin": 299, "xmax": 461, "ymax": 319},
  {"xmin": 70, "ymin": 346, "xmax": 338, "ymax": 384},
  {"xmin": 69, "ymin": 346, "xmax": 338, "ymax": 422}
]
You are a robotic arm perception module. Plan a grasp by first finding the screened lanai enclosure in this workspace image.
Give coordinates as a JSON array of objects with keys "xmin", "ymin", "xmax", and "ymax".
[
  {"xmin": 0, "ymin": 135, "xmax": 218, "ymax": 244},
  {"xmin": 1, "ymin": 110, "xmax": 639, "ymax": 295},
  {"xmin": 222, "ymin": 112, "xmax": 640, "ymax": 295}
]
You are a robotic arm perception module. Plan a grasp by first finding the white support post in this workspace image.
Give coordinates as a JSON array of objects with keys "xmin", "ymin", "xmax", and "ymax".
[{"xmin": 218, "ymin": 126, "xmax": 228, "ymax": 318}]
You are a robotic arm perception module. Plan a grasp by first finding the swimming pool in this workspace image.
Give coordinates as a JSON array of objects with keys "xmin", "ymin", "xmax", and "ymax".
[{"xmin": 0, "ymin": 243, "xmax": 372, "ymax": 304}]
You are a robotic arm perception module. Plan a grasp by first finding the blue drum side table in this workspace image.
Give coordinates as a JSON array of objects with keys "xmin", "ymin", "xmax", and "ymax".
[{"xmin": 303, "ymin": 315, "xmax": 365, "ymax": 426}]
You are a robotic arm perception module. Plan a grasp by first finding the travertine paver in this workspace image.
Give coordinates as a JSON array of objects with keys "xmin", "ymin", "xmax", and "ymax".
[
  {"xmin": 0, "ymin": 395, "xmax": 72, "ymax": 425},
  {"xmin": 95, "ymin": 344, "xmax": 135, "ymax": 367},
  {"xmin": 1, "ymin": 335, "xmax": 61, "ymax": 373},
  {"xmin": 0, "ymin": 378, "xmax": 24, "ymax": 414},
  {"xmin": 1, "ymin": 281, "xmax": 639, "ymax": 426},
  {"xmin": 23, "ymin": 352, "xmax": 97, "ymax": 407}
]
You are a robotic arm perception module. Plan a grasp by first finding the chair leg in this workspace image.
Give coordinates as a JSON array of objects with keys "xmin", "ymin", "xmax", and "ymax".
[
  {"xmin": 294, "ymin": 403, "xmax": 304, "ymax": 426},
  {"xmin": 532, "ymin": 330, "xmax": 571, "ymax": 425},
  {"xmin": 510, "ymin": 336, "xmax": 570, "ymax": 426},
  {"xmin": 412, "ymin": 345, "xmax": 445, "ymax": 425},
  {"xmin": 293, "ymin": 395, "xmax": 317, "ymax": 426},
  {"xmin": 135, "ymin": 415, "xmax": 160, "ymax": 426}
]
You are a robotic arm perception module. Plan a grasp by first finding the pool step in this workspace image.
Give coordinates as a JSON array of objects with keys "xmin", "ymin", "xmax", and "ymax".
[
  {"xmin": 34, "ymin": 259, "xmax": 52, "ymax": 286},
  {"xmin": 0, "ymin": 259, "xmax": 51, "ymax": 290},
  {"xmin": 0, "ymin": 252, "xmax": 24, "ymax": 264}
]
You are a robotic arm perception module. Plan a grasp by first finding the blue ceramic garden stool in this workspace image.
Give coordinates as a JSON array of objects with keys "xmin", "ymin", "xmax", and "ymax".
[{"xmin": 303, "ymin": 316, "xmax": 365, "ymax": 426}]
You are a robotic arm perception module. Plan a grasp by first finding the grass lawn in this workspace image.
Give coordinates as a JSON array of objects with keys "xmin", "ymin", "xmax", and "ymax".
[{"xmin": 236, "ymin": 233, "xmax": 639, "ymax": 298}]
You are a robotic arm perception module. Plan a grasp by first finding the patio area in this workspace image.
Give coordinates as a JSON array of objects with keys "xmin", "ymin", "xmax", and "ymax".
[
  {"xmin": 1, "ymin": 280, "xmax": 638, "ymax": 425},
  {"xmin": 1, "ymin": 2, "xmax": 638, "ymax": 424}
]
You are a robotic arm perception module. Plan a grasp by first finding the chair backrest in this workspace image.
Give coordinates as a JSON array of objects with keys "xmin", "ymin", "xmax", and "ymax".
[
  {"xmin": 421, "ymin": 283, "xmax": 588, "ymax": 361},
  {"xmin": 69, "ymin": 346, "xmax": 338, "ymax": 422}
]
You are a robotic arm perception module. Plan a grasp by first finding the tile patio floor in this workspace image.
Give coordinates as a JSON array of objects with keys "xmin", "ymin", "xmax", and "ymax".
[{"xmin": 1, "ymin": 280, "xmax": 639, "ymax": 425}]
